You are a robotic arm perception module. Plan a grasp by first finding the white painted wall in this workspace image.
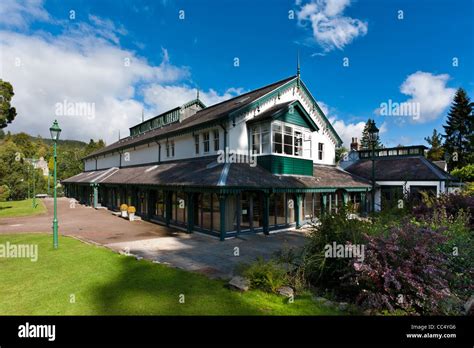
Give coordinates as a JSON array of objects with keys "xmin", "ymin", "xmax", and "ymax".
[{"xmin": 84, "ymin": 82, "xmax": 340, "ymax": 170}]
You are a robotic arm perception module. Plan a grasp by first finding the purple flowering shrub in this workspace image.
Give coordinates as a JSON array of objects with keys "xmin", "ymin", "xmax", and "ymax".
[
  {"xmin": 412, "ymin": 192, "xmax": 474, "ymax": 228},
  {"xmin": 349, "ymin": 222, "xmax": 452, "ymax": 314}
]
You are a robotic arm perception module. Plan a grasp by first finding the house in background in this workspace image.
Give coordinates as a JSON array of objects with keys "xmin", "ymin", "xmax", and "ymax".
[
  {"xmin": 340, "ymin": 142, "xmax": 458, "ymax": 211},
  {"xmin": 62, "ymin": 73, "xmax": 373, "ymax": 240}
]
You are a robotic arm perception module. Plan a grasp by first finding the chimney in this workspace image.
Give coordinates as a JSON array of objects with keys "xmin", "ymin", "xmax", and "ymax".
[{"xmin": 350, "ymin": 137, "xmax": 360, "ymax": 151}]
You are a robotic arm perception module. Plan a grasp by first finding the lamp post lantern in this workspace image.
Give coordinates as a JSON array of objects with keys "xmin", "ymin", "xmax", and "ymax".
[
  {"xmin": 50, "ymin": 120, "xmax": 61, "ymax": 249},
  {"xmin": 368, "ymin": 122, "xmax": 379, "ymax": 213}
]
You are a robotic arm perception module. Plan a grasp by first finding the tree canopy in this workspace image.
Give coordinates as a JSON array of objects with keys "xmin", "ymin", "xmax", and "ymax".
[{"xmin": 0, "ymin": 79, "xmax": 17, "ymax": 129}]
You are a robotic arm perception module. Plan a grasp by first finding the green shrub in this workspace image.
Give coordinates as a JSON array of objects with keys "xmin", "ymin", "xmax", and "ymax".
[
  {"xmin": 238, "ymin": 257, "xmax": 288, "ymax": 293},
  {"xmin": 0, "ymin": 184, "xmax": 10, "ymax": 201},
  {"xmin": 451, "ymin": 164, "xmax": 474, "ymax": 182},
  {"xmin": 301, "ymin": 207, "xmax": 372, "ymax": 296}
]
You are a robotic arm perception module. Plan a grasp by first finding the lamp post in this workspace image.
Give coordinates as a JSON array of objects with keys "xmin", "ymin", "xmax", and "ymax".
[
  {"xmin": 50, "ymin": 120, "xmax": 61, "ymax": 249},
  {"xmin": 368, "ymin": 122, "xmax": 379, "ymax": 213}
]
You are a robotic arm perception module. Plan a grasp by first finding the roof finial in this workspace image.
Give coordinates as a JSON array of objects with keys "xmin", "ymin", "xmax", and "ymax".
[
  {"xmin": 196, "ymin": 88, "xmax": 200, "ymax": 100},
  {"xmin": 141, "ymin": 108, "xmax": 144, "ymax": 123},
  {"xmin": 118, "ymin": 129, "xmax": 121, "ymax": 141},
  {"xmin": 297, "ymin": 50, "xmax": 301, "ymax": 87}
]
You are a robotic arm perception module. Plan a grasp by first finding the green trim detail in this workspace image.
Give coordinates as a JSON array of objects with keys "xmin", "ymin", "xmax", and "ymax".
[
  {"xmin": 299, "ymin": 81, "xmax": 343, "ymax": 146},
  {"xmin": 258, "ymin": 155, "xmax": 313, "ymax": 176},
  {"xmin": 277, "ymin": 101, "xmax": 319, "ymax": 131}
]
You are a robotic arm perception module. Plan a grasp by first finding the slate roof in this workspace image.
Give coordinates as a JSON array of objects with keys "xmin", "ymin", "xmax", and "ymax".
[
  {"xmin": 345, "ymin": 156, "xmax": 456, "ymax": 181},
  {"xmin": 84, "ymin": 76, "xmax": 297, "ymax": 160},
  {"xmin": 63, "ymin": 156, "xmax": 371, "ymax": 190}
]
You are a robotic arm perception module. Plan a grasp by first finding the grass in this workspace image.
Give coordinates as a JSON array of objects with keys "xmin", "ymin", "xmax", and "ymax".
[
  {"xmin": 0, "ymin": 199, "xmax": 46, "ymax": 218},
  {"xmin": 0, "ymin": 234, "xmax": 342, "ymax": 316}
]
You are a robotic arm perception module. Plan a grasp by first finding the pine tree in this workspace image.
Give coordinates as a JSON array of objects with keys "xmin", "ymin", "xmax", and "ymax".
[
  {"xmin": 443, "ymin": 88, "xmax": 474, "ymax": 169},
  {"xmin": 424, "ymin": 129, "xmax": 444, "ymax": 161},
  {"xmin": 360, "ymin": 119, "xmax": 382, "ymax": 149}
]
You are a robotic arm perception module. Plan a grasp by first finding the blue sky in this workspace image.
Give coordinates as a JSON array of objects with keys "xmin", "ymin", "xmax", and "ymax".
[{"xmin": 1, "ymin": 0, "xmax": 473, "ymax": 147}]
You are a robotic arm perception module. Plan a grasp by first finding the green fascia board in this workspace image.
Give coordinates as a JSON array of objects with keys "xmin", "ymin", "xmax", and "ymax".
[
  {"xmin": 299, "ymin": 81, "xmax": 343, "ymax": 146},
  {"xmin": 345, "ymin": 187, "xmax": 371, "ymax": 192},
  {"xmin": 258, "ymin": 155, "xmax": 313, "ymax": 176}
]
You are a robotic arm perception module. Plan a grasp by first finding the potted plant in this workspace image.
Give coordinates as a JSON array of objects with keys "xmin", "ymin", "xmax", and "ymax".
[
  {"xmin": 128, "ymin": 206, "xmax": 136, "ymax": 221},
  {"xmin": 120, "ymin": 204, "xmax": 128, "ymax": 218}
]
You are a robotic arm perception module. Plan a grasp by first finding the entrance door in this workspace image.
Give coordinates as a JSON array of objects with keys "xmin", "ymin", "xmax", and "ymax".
[{"xmin": 239, "ymin": 191, "xmax": 263, "ymax": 232}]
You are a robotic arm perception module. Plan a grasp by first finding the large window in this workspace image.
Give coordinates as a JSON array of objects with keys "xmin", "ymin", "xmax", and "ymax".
[
  {"xmin": 251, "ymin": 125, "xmax": 270, "ymax": 155},
  {"xmin": 155, "ymin": 190, "xmax": 165, "ymax": 219},
  {"xmin": 318, "ymin": 143, "xmax": 324, "ymax": 160},
  {"xmin": 271, "ymin": 121, "xmax": 308, "ymax": 157},
  {"xmin": 251, "ymin": 126, "xmax": 261, "ymax": 154},
  {"xmin": 213, "ymin": 130, "xmax": 220, "ymax": 151},
  {"xmin": 203, "ymin": 132, "xmax": 210, "ymax": 153},
  {"xmin": 294, "ymin": 130, "xmax": 303, "ymax": 156},
  {"xmin": 272, "ymin": 123, "xmax": 283, "ymax": 154},
  {"xmin": 195, "ymin": 193, "xmax": 220, "ymax": 233},
  {"xmin": 194, "ymin": 134, "xmax": 199, "ymax": 154},
  {"xmin": 171, "ymin": 192, "xmax": 186, "ymax": 225},
  {"xmin": 284, "ymin": 125, "xmax": 293, "ymax": 155}
]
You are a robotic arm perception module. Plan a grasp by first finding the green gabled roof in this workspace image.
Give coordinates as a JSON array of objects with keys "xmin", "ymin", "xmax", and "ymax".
[{"xmin": 247, "ymin": 100, "xmax": 319, "ymax": 131}]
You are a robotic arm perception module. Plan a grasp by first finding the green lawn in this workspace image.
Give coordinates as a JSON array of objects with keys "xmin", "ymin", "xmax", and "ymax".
[
  {"xmin": 0, "ymin": 234, "xmax": 342, "ymax": 315},
  {"xmin": 0, "ymin": 199, "xmax": 46, "ymax": 218}
]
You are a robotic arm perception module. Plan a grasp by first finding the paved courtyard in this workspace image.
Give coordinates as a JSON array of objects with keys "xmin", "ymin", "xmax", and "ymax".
[{"xmin": 0, "ymin": 198, "xmax": 307, "ymax": 278}]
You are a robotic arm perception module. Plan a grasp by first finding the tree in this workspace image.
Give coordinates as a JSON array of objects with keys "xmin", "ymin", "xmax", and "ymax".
[
  {"xmin": 451, "ymin": 164, "xmax": 474, "ymax": 182},
  {"xmin": 360, "ymin": 119, "xmax": 382, "ymax": 149},
  {"xmin": 335, "ymin": 146, "xmax": 348, "ymax": 163},
  {"xmin": 0, "ymin": 79, "xmax": 17, "ymax": 128},
  {"xmin": 424, "ymin": 129, "xmax": 445, "ymax": 161},
  {"xmin": 443, "ymin": 88, "xmax": 474, "ymax": 170}
]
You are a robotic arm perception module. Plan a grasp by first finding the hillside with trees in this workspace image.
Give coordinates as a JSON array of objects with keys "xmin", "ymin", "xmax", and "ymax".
[{"xmin": 0, "ymin": 131, "xmax": 105, "ymax": 201}]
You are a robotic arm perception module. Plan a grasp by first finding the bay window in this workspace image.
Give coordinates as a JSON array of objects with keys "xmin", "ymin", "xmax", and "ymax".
[
  {"xmin": 251, "ymin": 124, "xmax": 271, "ymax": 154},
  {"xmin": 269, "ymin": 121, "xmax": 309, "ymax": 157},
  {"xmin": 272, "ymin": 123, "xmax": 283, "ymax": 154}
]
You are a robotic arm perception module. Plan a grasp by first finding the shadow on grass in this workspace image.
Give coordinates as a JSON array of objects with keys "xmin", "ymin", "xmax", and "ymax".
[
  {"xmin": 91, "ymin": 256, "xmax": 263, "ymax": 315},
  {"xmin": 0, "ymin": 206, "xmax": 13, "ymax": 210}
]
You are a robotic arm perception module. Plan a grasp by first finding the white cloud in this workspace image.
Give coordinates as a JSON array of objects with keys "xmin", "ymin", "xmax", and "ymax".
[
  {"xmin": 143, "ymin": 85, "xmax": 243, "ymax": 113},
  {"xmin": 323, "ymin": 101, "xmax": 387, "ymax": 147},
  {"xmin": 0, "ymin": 2, "xmax": 241, "ymax": 144},
  {"xmin": 296, "ymin": 0, "xmax": 368, "ymax": 52},
  {"xmin": 399, "ymin": 71, "xmax": 455, "ymax": 123},
  {"xmin": 0, "ymin": 0, "xmax": 51, "ymax": 29}
]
